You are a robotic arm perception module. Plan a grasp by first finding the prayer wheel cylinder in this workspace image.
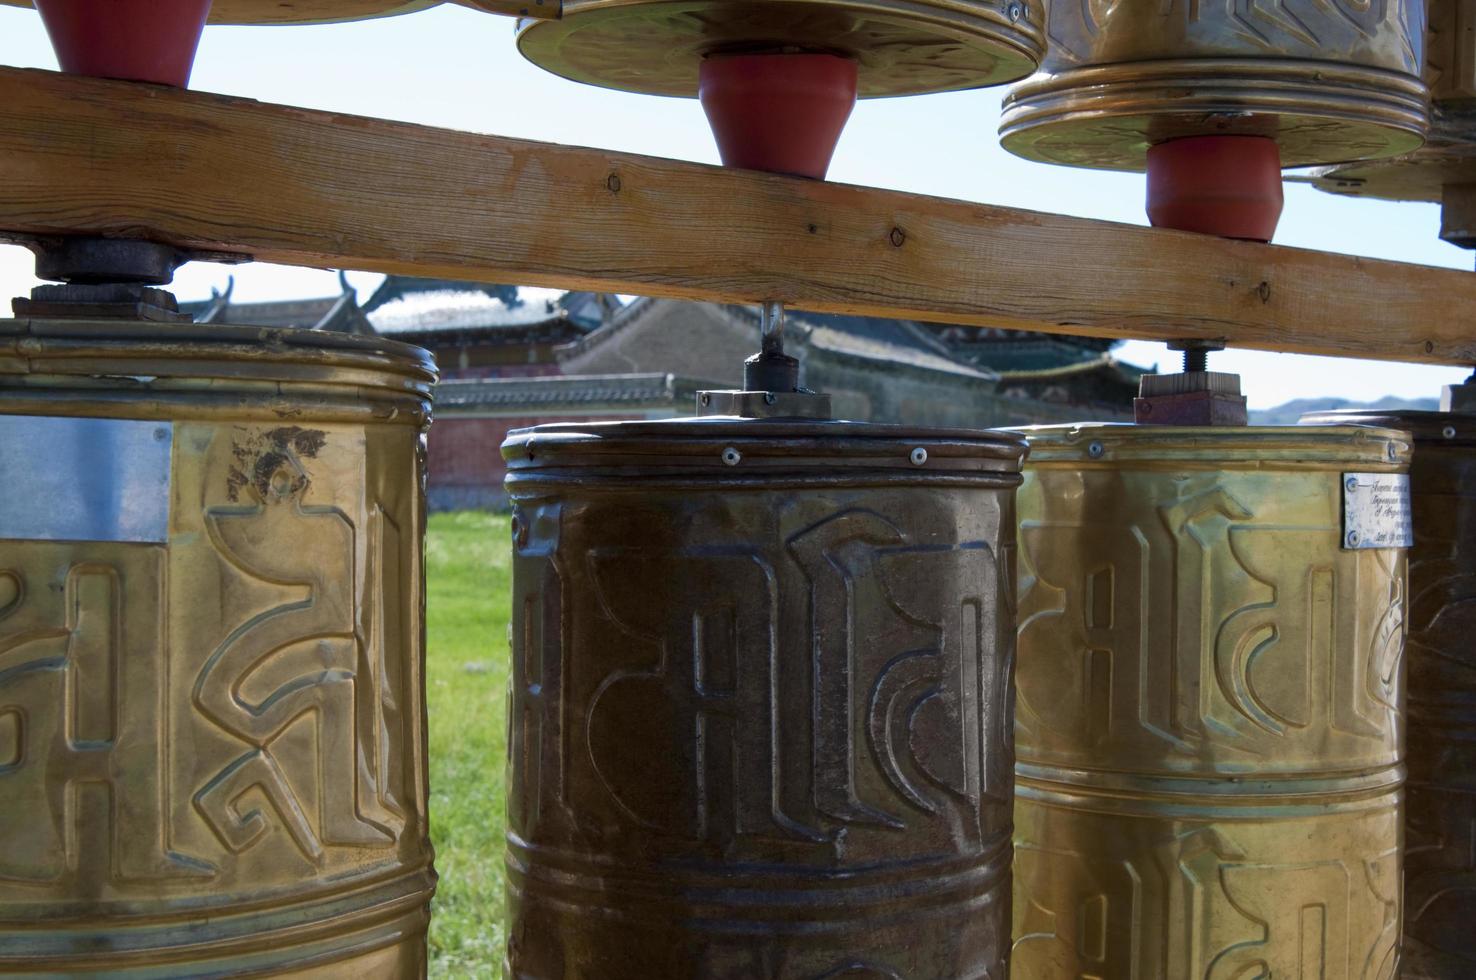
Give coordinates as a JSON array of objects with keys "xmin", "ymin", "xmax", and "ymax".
[
  {"xmin": 1306, "ymin": 0, "xmax": 1476, "ymax": 248},
  {"xmin": 0, "ymin": 319, "xmax": 437, "ymax": 976},
  {"xmin": 502, "ymin": 418, "xmax": 1025, "ymax": 979},
  {"xmin": 513, "ymin": 0, "xmax": 1045, "ymax": 99},
  {"xmin": 997, "ymin": 0, "xmax": 1429, "ymax": 171},
  {"xmin": 1302, "ymin": 409, "xmax": 1476, "ymax": 979},
  {"xmin": 1011, "ymin": 424, "xmax": 1410, "ymax": 979}
]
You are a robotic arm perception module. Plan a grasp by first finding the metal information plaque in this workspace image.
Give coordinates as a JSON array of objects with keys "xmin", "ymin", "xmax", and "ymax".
[
  {"xmin": 1342, "ymin": 472, "xmax": 1413, "ymax": 550},
  {"xmin": 0, "ymin": 415, "xmax": 172, "ymax": 543}
]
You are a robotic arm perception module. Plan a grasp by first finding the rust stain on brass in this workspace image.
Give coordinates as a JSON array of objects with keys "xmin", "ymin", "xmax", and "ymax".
[
  {"xmin": 1304, "ymin": 410, "xmax": 1476, "ymax": 979},
  {"xmin": 0, "ymin": 318, "xmax": 438, "ymax": 976},
  {"xmin": 999, "ymin": 0, "xmax": 1428, "ymax": 170},
  {"xmin": 1012, "ymin": 424, "xmax": 1410, "ymax": 979},
  {"xmin": 502, "ymin": 418, "xmax": 1026, "ymax": 979}
]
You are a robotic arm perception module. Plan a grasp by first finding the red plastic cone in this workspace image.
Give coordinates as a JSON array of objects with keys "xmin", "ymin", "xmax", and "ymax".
[
  {"xmin": 699, "ymin": 53, "xmax": 858, "ymax": 180},
  {"xmin": 1146, "ymin": 135, "xmax": 1284, "ymax": 242},
  {"xmin": 34, "ymin": 0, "xmax": 212, "ymax": 87}
]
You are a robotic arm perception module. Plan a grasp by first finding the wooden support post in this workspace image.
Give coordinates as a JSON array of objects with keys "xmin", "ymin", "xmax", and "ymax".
[{"xmin": 0, "ymin": 66, "xmax": 1471, "ymax": 365}]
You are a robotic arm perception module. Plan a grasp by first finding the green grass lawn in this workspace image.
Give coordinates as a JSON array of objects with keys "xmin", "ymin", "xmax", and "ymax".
[{"xmin": 425, "ymin": 511, "xmax": 513, "ymax": 978}]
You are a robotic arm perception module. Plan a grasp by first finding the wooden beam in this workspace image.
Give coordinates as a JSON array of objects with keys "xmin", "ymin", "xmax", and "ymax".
[{"xmin": 0, "ymin": 66, "xmax": 1471, "ymax": 365}]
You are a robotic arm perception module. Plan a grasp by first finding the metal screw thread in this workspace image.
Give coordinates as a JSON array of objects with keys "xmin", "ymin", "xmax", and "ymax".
[
  {"xmin": 760, "ymin": 301, "xmax": 785, "ymax": 356},
  {"xmin": 1183, "ymin": 347, "xmax": 1208, "ymax": 373}
]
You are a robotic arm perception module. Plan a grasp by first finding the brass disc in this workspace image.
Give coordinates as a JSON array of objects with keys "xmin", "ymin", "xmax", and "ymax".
[
  {"xmin": 1307, "ymin": 107, "xmax": 1476, "ymax": 204},
  {"xmin": 999, "ymin": 60, "xmax": 1428, "ymax": 172},
  {"xmin": 515, "ymin": 0, "xmax": 1045, "ymax": 98},
  {"xmin": 0, "ymin": 0, "xmax": 444, "ymax": 26}
]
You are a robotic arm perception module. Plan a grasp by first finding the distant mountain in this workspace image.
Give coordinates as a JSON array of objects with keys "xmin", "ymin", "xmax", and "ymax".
[{"xmin": 1250, "ymin": 395, "xmax": 1438, "ymax": 426}]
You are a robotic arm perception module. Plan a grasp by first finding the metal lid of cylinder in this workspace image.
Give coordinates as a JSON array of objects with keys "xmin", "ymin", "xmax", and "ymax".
[{"xmin": 503, "ymin": 417, "xmax": 1028, "ymax": 489}]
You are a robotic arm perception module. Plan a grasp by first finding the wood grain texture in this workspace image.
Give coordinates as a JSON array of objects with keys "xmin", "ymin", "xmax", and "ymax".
[{"xmin": 0, "ymin": 66, "xmax": 1471, "ymax": 365}]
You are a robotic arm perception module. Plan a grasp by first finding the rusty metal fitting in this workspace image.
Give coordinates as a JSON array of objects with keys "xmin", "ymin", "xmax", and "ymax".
[
  {"xmin": 1134, "ymin": 340, "xmax": 1248, "ymax": 425},
  {"xmin": 1166, "ymin": 337, "xmax": 1227, "ymax": 373},
  {"xmin": 1440, "ymin": 370, "xmax": 1476, "ymax": 413},
  {"xmin": 4, "ymin": 236, "xmax": 250, "ymax": 323},
  {"xmin": 12, "ymin": 283, "xmax": 188, "ymax": 322}
]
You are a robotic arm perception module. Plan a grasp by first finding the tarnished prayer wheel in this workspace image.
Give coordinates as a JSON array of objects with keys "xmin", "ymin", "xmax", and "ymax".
[
  {"xmin": 1303, "ymin": 408, "xmax": 1476, "ymax": 979},
  {"xmin": 0, "ymin": 319, "xmax": 437, "ymax": 976},
  {"xmin": 1012, "ymin": 424, "xmax": 1411, "ymax": 979},
  {"xmin": 503, "ymin": 416, "xmax": 1025, "ymax": 978}
]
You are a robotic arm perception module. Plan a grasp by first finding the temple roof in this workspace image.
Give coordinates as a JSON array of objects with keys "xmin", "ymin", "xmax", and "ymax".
[
  {"xmin": 174, "ymin": 274, "xmax": 1145, "ymax": 384},
  {"xmin": 363, "ymin": 274, "xmax": 616, "ymax": 335},
  {"xmin": 995, "ymin": 352, "xmax": 1149, "ymax": 385},
  {"xmin": 368, "ymin": 289, "xmax": 569, "ymax": 334},
  {"xmin": 793, "ymin": 311, "xmax": 997, "ymax": 381},
  {"xmin": 178, "ymin": 272, "xmax": 373, "ymax": 334},
  {"xmin": 436, "ymin": 373, "xmax": 717, "ymax": 417}
]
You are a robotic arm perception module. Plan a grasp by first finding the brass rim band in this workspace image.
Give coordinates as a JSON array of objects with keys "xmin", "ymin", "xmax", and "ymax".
[
  {"xmin": 0, "ymin": 321, "xmax": 436, "ymax": 425},
  {"xmin": 0, "ymin": 866, "xmax": 436, "ymax": 969},
  {"xmin": 1002, "ymin": 60, "xmax": 1429, "ymax": 170}
]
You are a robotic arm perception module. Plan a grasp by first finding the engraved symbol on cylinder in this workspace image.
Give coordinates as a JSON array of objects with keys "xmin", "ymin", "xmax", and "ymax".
[
  {"xmin": 194, "ymin": 441, "xmax": 402, "ymax": 863},
  {"xmin": 0, "ymin": 560, "xmax": 207, "ymax": 882},
  {"xmin": 1015, "ymin": 466, "xmax": 1405, "ymax": 979},
  {"xmin": 515, "ymin": 505, "xmax": 1004, "ymax": 856}
]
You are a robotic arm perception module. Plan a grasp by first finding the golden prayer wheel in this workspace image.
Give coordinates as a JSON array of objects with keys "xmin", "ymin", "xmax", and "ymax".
[
  {"xmin": 1302, "ymin": 408, "xmax": 1476, "ymax": 980},
  {"xmin": 513, "ymin": 0, "xmax": 1044, "ymax": 98},
  {"xmin": 512, "ymin": 0, "xmax": 1047, "ymax": 178},
  {"xmin": 1012, "ymin": 423, "xmax": 1411, "ymax": 979},
  {"xmin": 0, "ymin": 318, "xmax": 438, "ymax": 976},
  {"xmin": 998, "ymin": 0, "xmax": 1429, "ymax": 171},
  {"xmin": 502, "ymin": 415, "xmax": 1025, "ymax": 978},
  {"xmin": 1308, "ymin": 0, "xmax": 1476, "ymax": 247}
]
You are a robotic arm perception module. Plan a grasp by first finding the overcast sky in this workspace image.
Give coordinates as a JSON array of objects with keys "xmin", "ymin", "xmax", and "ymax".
[{"xmin": 0, "ymin": 3, "xmax": 1468, "ymax": 408}]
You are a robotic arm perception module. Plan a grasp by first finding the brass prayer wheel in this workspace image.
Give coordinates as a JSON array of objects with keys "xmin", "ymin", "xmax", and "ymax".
[
  {"xmin": 513, "ymin": 0, "xmax": 1046, "ymax": 98},
  {"xmin": 502, "ymin": 416, "xmax": 1025, "ymax": 978},
  {"xmin": 1012, "ymin": 424, "xmax": 1410, "ymax": 979},
  {"xmin": 1302, "ymin": 408, "xmax": 1476, "ymax": 980},
  {"xmin": 998, "ymin": 0, "xmax": 1429, "ymax": 171},
  {"xmin": 1308, "ymin": 0, "xmax": 1476, "ymax": 247},
  {"xmin": 0, "ymin": 319, "xmax": 437, "ymax": 976}
]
